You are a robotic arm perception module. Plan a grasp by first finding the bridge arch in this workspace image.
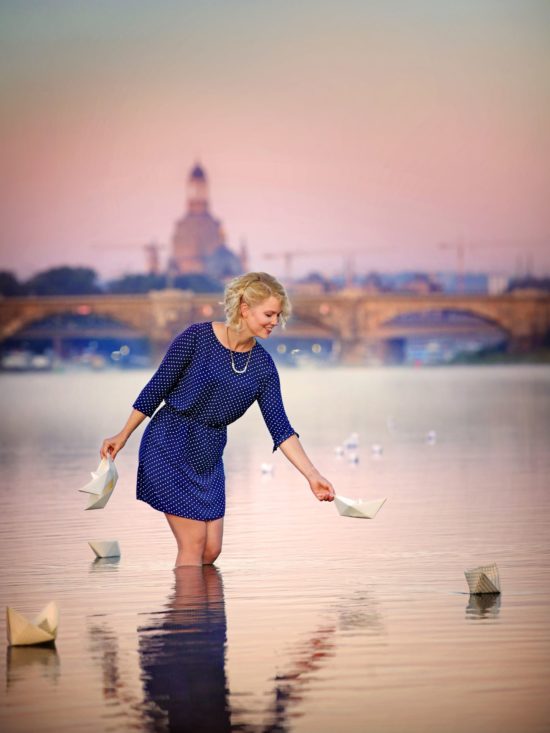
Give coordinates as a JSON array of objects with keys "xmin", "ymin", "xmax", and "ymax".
[
  {"xmin": 362, "ymin": 300, "xmax": 515, "ymax": 336},
  {"xmin": 376, "ymin": 307, "xmax": 511, "ymax": 336},
  {"xmin": 0, "ymin": 300, "xmax": 150, "ymax": 341},
  {"xmin": 366, "ymin": 306, "xmax": 509, "ymax": 364},
  {"xmin": 1, "ymin": 310, "xmax": 151, "ymax": 367}
]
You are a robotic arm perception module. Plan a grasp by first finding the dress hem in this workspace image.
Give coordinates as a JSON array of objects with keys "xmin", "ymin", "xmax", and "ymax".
[{"xmin": 137, "ymin": 496, "xmax": 225, "ymax": 521}]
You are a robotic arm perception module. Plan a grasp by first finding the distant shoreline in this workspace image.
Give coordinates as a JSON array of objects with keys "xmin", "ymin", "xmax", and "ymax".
[{"xmin": 450, "ymin": 348, "xmax": 550, "ymax": 365}]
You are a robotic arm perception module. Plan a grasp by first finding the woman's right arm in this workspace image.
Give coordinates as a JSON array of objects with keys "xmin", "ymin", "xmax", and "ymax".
[
  {"xmin": 100, "ymin": 408, "xmax": 147, "ymax": 459},
  {"xmin": 101, "ymin": 324, "xmax": 198, "ymax": 459}
]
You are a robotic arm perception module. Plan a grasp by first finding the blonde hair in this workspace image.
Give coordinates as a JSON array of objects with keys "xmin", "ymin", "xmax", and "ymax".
[{"xmin": 223, "ymin": 272, "xmax": 291, "ymax": 330}]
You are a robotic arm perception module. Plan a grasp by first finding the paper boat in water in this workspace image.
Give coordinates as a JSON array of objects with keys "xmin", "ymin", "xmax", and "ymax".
[
  {"xmin": 79, "ymin": 455, "xmax": 118, "ymax": 510},
  {"xmin": 464, "ymin": 562, "xmax": 501, "ymax": 594},
  {"xmin": 7, "ymin": 601, "xmax": 59, "ymax": 646},
  {"xmin": 334, "ymin": 495, "xmax": 387, "ymax": 519},
  {"xmin": 88, "ymin": 540, "xmax": 121, "ymax": 558}
]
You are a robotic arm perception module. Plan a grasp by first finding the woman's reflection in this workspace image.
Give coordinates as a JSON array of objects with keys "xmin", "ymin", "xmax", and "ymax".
[
  {"xmin": 138, "ymin": 567, "xmax": 375, "ymax": 732},
  {"xmin": 138, "ymin": 565, "xmax": 231, "ymax": 733}
]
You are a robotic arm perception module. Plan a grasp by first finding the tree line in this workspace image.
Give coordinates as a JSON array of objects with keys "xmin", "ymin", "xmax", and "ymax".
[
  {"xmin": 0, "ymin": 267, "xmax": 223, "ymax": 297},
  {"xmin": 1, "ymin": 266, "xmax": 549, "ymax": 298}
]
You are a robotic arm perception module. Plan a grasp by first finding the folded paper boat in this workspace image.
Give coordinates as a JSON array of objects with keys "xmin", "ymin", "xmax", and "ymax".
[
  {"xmin": 79, "ymin": 455, "xmax": 118, "ymax": 510},
  {"xmin": 464, "ymin": 562, "xmax": 501, "ymax": 594},
  {"xmin": 88, "ymin": 540, "xmax": 121, "ymax": 558},
  {"xmin": 7, "ymin": 601, "xmax": 59, "ymax": 646},
  {"xmin": 334, "ymin": 494, "xmax": 387, "ymax": 519}
]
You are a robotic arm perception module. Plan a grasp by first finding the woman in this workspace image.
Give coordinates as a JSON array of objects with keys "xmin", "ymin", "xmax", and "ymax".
[{"xmin": 101, "ymin": 272, "xmax": 335, "ymax": 567}]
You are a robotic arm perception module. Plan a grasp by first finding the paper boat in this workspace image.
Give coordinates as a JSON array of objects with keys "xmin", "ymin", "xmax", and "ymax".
[
  {"xmin": 7, "ymin": 601, "xmax": 59, "ymax": 646},
  {"xmin": 464, "ymin": 562, "xmax": 501, "ymax": 594},
  {"xmin": 334, "ymin": 495, "xmax": 387, "ymax": 519},
  {"xmin": 79, "ymin": 455, "xmax": 118, "ymax": 510},
  {"xmin": 88, "ymin": 540, "xmax": 121, "ymax": 558}
]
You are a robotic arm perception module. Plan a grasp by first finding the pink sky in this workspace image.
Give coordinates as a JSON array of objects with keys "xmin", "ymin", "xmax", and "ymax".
[{"xmin": 1, "ymin": 0, "xmax": 549, "ymax": 281}]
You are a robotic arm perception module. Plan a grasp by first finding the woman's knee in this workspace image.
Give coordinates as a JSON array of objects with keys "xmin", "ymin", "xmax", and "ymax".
[{"xmin": 203, "ymin": 545, "xmax": 222, "ymax": 565}]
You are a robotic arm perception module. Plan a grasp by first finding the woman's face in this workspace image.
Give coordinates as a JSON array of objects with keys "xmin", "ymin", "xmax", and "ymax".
[{"xmin": 241, "ymin": 295, "xmax": 282, "ymax": 338}]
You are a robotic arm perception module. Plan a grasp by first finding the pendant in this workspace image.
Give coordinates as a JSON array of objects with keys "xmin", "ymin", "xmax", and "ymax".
[{"xmin": 227, "ymin": 326, "xmax": 254, "ymax": 374}]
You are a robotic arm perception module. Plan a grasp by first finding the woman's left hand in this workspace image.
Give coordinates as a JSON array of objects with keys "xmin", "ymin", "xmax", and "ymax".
[{"xmin": 307, "ymin": 471, "xmax": 335, "ymax": 502}]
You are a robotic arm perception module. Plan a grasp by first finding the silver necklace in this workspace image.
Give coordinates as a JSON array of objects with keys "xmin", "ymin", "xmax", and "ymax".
[{"xmin": 227, "ymin": 327, "xmax": 255, "ymax": 374}]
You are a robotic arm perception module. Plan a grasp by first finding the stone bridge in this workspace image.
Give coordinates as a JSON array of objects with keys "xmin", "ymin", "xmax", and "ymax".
[{"xmin": 1, "ymin": 290, "xmax": 548, "ymax": 362}]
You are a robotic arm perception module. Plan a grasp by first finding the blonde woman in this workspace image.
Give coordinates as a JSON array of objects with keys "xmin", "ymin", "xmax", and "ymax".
[{"xmin": 101, "ymin": 272, "xmax": 335, "ymax": 566}]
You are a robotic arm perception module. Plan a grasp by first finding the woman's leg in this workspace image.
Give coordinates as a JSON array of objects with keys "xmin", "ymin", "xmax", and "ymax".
[
  {"xmin": 165, "ymin": 513, "xmax": 207, "ymax": 567},
  {"xmin": 203, "ymin": 518, "xmax": 224, "ymax": 565}
]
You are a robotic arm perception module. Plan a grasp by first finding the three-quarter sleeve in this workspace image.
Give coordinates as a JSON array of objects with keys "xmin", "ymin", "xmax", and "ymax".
[
  {"xmin": 257, "ymin": 366, "xmax": 299, "ymax": 452},
  {"xmin": 132, "ymin": 324, "xmax": 197, "ymax": 417}
]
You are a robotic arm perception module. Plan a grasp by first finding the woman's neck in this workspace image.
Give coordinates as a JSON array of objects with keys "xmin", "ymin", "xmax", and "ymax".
[{"xmin": 226, "ymin": 324, "xmax": 255, "ymax": 352}]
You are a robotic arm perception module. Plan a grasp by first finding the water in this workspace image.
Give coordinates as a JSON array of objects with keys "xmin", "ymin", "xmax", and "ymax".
[{"xmin": 1, "ymin": 366, "xmax": 549, "ymax": 733}]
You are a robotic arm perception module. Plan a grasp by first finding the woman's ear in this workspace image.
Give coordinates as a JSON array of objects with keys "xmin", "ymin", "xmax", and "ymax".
[{"xmin": 240, "ymin": 301, "xmax": 249, "ymax": 319}]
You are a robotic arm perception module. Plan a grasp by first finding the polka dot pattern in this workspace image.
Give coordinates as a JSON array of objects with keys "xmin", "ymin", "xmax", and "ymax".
[{"xmin": 133, "ymin": 321, "xmax": 298, "ymax": 520}]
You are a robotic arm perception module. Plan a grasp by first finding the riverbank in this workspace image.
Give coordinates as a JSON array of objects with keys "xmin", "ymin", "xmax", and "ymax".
[{"xmin": 451, "ymin": 346, "xmax": 550, "ymax": 365}]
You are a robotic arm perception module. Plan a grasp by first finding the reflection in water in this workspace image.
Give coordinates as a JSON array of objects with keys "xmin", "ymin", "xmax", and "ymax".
[
  {"xmin": 466, "ymin": 593, "xmax": 501, "ymax": 619},
  {"xmin": 6, "ymin": 645, "xmax": 60, "ymax": 689},
  {"xmin": 89, "ymin": 556, "xmax": 121, "ymax": 572},
  {"xmin": 138, "ymin": 568, "xmax": 340, "ymax": 733},
  {"xmin": 336, "ymin": 588, "xmax": 385, "ymax": 634},
  {"xmin": 88, "ymin": 623, "xmax": 124, "ymax": 700},
  {"xmin": 264, "ymin": 625, "xmax": 336, "ymax": 732},
  {"xmin": 138, "ymin": 565, "xmax": 231, "ymax": 733}
]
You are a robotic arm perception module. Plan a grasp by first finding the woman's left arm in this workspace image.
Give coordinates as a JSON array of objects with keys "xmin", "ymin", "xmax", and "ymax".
[{"xmin": 278, "ymin": 434, "xmax": 335, "ymax": 502}]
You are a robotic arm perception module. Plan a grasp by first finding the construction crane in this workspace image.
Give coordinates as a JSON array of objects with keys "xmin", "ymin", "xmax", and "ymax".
[
  {"xmin": 91, "ymin": 241, "xmax": 168, "ymax": 275},
  {"xmin": 438, "ymin": 238, "xmax": 547, "ymax": 293},
  {"xmin": 262, "ymin": 247, "xmax": 389, "ymax": 287}
]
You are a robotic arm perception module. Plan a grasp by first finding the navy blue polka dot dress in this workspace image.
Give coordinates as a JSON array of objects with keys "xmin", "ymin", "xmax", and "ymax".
[{"xmin": 133, "ymin": 322, "xmax": 298, "ymax": 520}]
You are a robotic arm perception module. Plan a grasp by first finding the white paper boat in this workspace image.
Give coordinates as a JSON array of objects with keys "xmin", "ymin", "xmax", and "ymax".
[
  {"xmin": 334, "ymin": 494, "xmax": 387, "ymax": 519},
  {"xmin": 79, "ymin": 455, "xmax": 118, "ymax": 510},
  {"xmin": 6, "ymin": 601, "xmax": 59, "ymax": 646},
  {"xmin": 88, "ymin": 540, "xmax": 121, "ymax": 558},
  {"xmin": 464, "ymin": 562, "xmax": 501, "ymax": 594}
]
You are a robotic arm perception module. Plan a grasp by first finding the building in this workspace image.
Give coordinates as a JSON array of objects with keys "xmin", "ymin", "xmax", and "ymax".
[{"xmin": 171, "ymin": 163, "xmax": 245, "ymax": 280}]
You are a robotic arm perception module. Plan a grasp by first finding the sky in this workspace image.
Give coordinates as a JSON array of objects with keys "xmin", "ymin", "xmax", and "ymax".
[{"xmin": 1, "ymin": 0, "xmax": 549, "ymax": 281}]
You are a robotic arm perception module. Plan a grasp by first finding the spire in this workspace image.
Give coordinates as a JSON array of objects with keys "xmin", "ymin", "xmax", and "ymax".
[{"xmin": 187, "ymin": 161, "xmax": 209, "ymax": 214}]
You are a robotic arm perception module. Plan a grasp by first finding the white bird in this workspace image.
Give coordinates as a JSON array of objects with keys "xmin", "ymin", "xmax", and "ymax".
[
  {"xmin": 260, "ymin": 462, "xmax": 274, "ymax": 474},
  {"xmin": 426, "ymin": 430, "xmax": 437, "ymax": 445},
  {"xmin": 343, "ymin": 432, "xmax": 359, "ymax": 450},
  {"xmin": 347, "ymin": 452, "xmax": 360, "ymax": 464},
  {"xmin": 334, "ymin": 445, "xmax": 344, "ymax": 456},
  {"xmin": 371, "ymin": 443, "xmax": 383, "ymax": 456}
]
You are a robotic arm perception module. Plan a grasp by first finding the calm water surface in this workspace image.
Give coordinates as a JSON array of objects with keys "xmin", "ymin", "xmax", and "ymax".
[{"xmin": 1, "ymin": 366, "xmax": 549, "ymax": 733}]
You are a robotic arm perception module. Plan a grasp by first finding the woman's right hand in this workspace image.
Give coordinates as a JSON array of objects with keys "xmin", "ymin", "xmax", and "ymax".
[{"xmin": 100, "ymin": 433, "xmax": 127, "ymax": 460}]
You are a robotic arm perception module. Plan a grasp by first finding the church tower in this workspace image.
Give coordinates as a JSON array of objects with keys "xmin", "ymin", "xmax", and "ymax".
[
  {"xmin": 171, "ymin": 162, "xmax": 224, "ymax": 274},
  {"xmin": 171, "ymin": 162, "xmax": 245, "ymax": 281}
]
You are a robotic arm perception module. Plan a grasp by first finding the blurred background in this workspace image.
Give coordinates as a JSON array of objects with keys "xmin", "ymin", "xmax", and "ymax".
[{"xmin": 1, "ymin": 0, "xmax": 549, "ymax": 368}]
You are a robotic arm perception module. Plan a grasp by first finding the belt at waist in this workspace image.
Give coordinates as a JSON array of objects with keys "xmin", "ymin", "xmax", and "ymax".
[{"xmin": 163, "ymin": 401, "xmax": 226, "ymax": 430}]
